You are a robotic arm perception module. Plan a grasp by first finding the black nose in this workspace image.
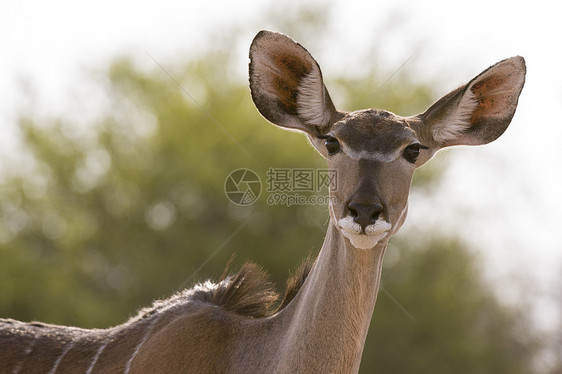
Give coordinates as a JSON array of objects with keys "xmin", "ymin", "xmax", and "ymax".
[{"xmin": 348, "ymin": 202, "xmax": 384, "ymax": 231}]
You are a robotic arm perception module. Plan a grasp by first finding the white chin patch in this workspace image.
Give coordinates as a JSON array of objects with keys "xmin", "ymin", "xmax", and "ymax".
[{"xmin": 337, "ymin": 216, "xmax": 391, "ymax": 249}]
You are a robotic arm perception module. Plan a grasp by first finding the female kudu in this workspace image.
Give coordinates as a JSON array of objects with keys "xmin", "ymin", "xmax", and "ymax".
[{"xmin": 0, "ymin": 31, "xmax": 525, "ymax": 373}]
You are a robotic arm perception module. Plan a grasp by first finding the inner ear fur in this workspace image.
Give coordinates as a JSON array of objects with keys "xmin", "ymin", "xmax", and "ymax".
[
  {"xmin": 419, "ymin": 56, "xmax": 526, "ymax": 147},
  {"xmin": 249, "ymin": 30, "xmax": 338, "ymax": 135}
]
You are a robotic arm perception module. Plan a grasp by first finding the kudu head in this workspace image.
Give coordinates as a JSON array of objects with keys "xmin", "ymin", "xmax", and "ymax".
[{"xmin": 249, "ymin": 30, "xmax": 525, "ymax": 249}]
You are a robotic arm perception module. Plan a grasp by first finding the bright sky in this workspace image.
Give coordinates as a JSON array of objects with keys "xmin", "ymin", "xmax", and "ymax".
[{"xmin": 1, "ymin": 0, "xmax": 561, "ymax": 326}]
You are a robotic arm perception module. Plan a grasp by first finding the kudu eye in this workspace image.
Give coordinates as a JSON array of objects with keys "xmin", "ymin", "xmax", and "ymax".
[
  {"xmin": 403, "ymin": 143, "xmax": 428, "ymax": 164},
  {"xmin": 322, "ymin": 136, "xmax": 341, "ymax": 156}
]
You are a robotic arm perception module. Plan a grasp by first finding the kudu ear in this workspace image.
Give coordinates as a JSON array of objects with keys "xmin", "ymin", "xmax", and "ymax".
[
  {"xmin": 249, "ymin": 30, "xmax": 338, "ymax": 136},
  {"xmin": 417, "ymin": 56, "xmax": 526, "ymax": 148}
]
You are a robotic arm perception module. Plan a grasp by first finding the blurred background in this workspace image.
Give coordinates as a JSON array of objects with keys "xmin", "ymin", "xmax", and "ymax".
[{"xmin": 1, "ymin": 0, "xmax": 561, "ymax": 372}]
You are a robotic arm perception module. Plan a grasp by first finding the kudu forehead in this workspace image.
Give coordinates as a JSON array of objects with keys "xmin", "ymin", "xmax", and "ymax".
[{"xmin": 331, "ymin": 109, "xmax": 416, "ymax": 158}]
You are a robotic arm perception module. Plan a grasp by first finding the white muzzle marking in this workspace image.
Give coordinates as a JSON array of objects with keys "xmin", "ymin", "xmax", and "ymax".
[{"xmin": 337, "ymin": 216, "xmax": 391, "ymax": 249}]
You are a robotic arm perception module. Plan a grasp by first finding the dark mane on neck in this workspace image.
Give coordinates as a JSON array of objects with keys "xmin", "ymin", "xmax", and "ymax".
[
  {"xmin": 211, "ymin": 262, "xmax": 279, "ymax": 318},
  {"xmin": 276, "ymin": 255, "xmax": 315, "ymax": 312},
  {"xmin": 209, "ymin": 257, "xmax": 315, "ymax": 318},
  {"xmin": 130, "ymin": 257, "xmax": 316, "ymax": 322}
]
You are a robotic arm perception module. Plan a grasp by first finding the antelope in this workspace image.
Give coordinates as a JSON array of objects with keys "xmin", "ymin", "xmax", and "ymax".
[{"xmin": 0, "ymin": 31, "xmax": 525, "ymax": 373}]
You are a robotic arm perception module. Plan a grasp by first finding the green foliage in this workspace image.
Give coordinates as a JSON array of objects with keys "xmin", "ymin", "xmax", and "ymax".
[
  {"xmin": 363, "ymin": 236, "xmax": 538, "ymax": 373},
  {"xmin": 0, "ymin": 20, "xmax": 540, "ymax": 373}
]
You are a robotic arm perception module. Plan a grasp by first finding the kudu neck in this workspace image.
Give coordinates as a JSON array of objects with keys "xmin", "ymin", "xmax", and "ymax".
[{"xmin": 274, "ymin": 221, "xmax": 388, "ymax": 373}]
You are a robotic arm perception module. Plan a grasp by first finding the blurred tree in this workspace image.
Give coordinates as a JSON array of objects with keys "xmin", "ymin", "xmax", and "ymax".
[
  {"xmin": 362, "ymin": 235, "xmax": 539, "ymax": 373},
  {"xmin": 543, "ymin": 270, "xmax": 562, "ymax": 374},
  {"xmin": 0, "ymin": 8, "xmax": 541, "ymax": 373}
]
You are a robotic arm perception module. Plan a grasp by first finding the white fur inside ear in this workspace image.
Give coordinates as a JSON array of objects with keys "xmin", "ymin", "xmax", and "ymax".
[
  {"xmin": 432, "ymin": 89, "xmax": 478, "ymax": 143},
  {"xmin": 296, "ymin": 64, "xmax": 330, "ymax": 128}
]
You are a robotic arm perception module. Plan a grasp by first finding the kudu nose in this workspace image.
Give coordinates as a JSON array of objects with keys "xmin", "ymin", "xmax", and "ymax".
[{"xmin": 348, "ymin": 202, "xmax": 384, "ymax": 231}]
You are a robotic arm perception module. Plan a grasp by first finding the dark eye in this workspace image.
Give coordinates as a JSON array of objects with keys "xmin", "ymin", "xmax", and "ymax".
[
  {"xmin": 323, "ymin": 136, "xmax": 341, "ymax": 156},
  {"xmin": 403, "ymin": 143, "xmax": 428, "ymax": 164}
]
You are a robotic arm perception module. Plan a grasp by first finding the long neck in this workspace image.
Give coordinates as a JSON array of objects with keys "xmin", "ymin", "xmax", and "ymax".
[
  {"xmin": 1, "ymin": 222, "xmax": 388, "ymax": 374},
  {"xmin": 273, "ymin": 221, "xmax": 387, "ymax": 373}
]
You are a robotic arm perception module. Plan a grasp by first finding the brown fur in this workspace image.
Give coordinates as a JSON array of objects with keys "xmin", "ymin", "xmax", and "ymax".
[
  {"xmin": 276, "ymin": 255, "xmax": 315, "ymax": 312},
  {"xmin": 0, "ymin": 260, "xmax": 315, "ymax": 374},
  {"xmin": 130, "ymin": 259, "xmax": 315, "ymax": 323},
  {"xmin": 0, "ymin": 30, "xmax": 526, "ymax": 374},
  {"xmin": 212, "ymin": 258, "xmax": 315, "ymax": 317},
  {"xmin": 212, "ymin": 262, "xmax": 279, "ymax": 318}
]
